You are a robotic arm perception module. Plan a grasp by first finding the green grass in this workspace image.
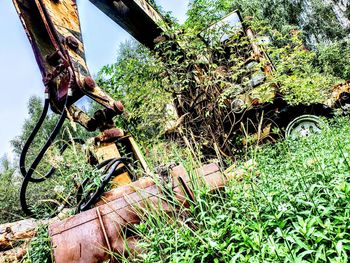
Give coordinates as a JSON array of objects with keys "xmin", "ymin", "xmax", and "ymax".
[
  {"xmin": 10, "ymin": 117, "xmax": 350, "ymax": 262},
  {"xmin": 125, "ymin": 117, "xmax": 350, "ymax": 262},
  {"xmin": 22, "ymin": 224, "xmax": 53, "ymax": 263}
]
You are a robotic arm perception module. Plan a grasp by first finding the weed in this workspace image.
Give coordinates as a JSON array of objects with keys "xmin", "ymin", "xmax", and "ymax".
[
  {"xmin": 22, "ymin": 225, "xmax": 52, "ymax": 263},
  {"xmin": 124, "ymin": 117, "xmax": 350, "ymax": 262}
]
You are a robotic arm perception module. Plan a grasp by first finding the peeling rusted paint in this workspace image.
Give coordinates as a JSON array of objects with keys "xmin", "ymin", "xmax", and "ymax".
[
  {"xmin": 13, "ymin": 0, "xmax": 125, "ymax": 127},
  {"xmin": 95, "ymin": 128, "xmax": 125, "ymax": 143}
]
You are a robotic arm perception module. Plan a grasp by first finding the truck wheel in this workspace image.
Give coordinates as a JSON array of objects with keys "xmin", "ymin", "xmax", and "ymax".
[{"xmin": 285, "ymin": 114, "xmax": 325, "ymax": 139}]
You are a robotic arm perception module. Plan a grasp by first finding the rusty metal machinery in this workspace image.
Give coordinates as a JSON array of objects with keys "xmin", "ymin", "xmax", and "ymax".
[
  {"xmin": 11, "ymin": 1, "xmax": 350, "ymax": 262},
  {"xmin": 13, "ymin": 0, "xmax": 155, "ymax": 217},
  {"xmin": 13, "ymin": 0, "xmax": 125, "ymax": 127},
  {"xmin": 49, "ymin": 163, "xmax": 224, "ymax": 262},
  {"xmin": 89, "ymin": 0, "xmax": 167, "ymax": 50}
]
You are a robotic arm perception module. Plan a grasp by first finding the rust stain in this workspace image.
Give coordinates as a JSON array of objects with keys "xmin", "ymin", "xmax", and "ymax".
[{"xmin": 49, "ymin": 163, "xmax": 229, "ymax": 263}]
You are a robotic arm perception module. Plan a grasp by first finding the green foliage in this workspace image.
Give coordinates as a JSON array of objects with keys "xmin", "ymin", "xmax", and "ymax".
[
  {"xmin": 22, "ymin": 225, "xmax": 53, "ymax": 263},
  {"xmin": 317, "ymin": 40, "xmax": 350, "ymax": 80},
  {"xmin": 262, "ymin": 29, "xmax": 341, "ymax": 104},
  {"xmin": 96, "ymin": 1, "xmax": 344, "ymax": 156},
  {"xmin": 97, "ymin": 41, "xmax": 172, "ymax": 144},
  {"xmin": 186, "ymin": 0, "xmax": 236, "ymax": 30},
  {"xmin": 153, "ymin": 15, "xmax": 340, "ymax": 155},
  {"xmin": 0, "ymin": 156, "xmax": 23, "ymax": 223},
  {"xmin": 188, "ymin": 0, "xmax": 350, "ymax": 80},
  {"xmin": 129, "ymin": 117, "xmax": 350, "ymax": 262},
  {"xmin": 188, "ymin": 0, "xmax": 350, "ymax": 44}
]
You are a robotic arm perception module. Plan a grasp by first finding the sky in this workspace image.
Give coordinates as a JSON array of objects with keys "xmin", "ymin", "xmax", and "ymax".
[{"xmin": 0, "ymin": 0, "xmax": 189, "ymax": 160}]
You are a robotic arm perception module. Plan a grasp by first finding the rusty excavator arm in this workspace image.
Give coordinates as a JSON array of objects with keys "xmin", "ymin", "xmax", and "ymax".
[
  {"xmin": 13, "ymin": 0, "xmax": 165, "ymax": 217},
  {"xmin": 13, "ymin": 0, "xmax": 159, "ymax": 129},
  {"xmin": 13, "ymin": 0, "xmax": 168, "ymax": 130}
]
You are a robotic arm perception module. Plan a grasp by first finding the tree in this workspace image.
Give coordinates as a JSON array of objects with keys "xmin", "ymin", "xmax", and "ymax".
[
  {"xmin": 188, "ymin": 0, "xmax": 350, "ymax": 44},
  {"xmin": 188, "ymin": 0, "xmax": 350, "ymax": 79},
  {"xmin": 0, "ymin": 155, "xmax": 21, "ymax": 223},
  {"xmin": 97, "ymin": 40, "xmax": 172, "ymax": 144}
]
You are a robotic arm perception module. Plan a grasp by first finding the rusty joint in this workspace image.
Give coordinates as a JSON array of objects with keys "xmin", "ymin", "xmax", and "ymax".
[
  {"xmin": 43, "ymin": 59, "xmax": 70, "ymax": 85},
  {"xmin": 95, "ymin": 128, "xmax": 125, "ymax": 143},
  {"xmin": 65, "ymin": 36, "xmax": 79, "ymax": 50},
  {"xmin": 83, "ymin": 77, "xmax": 96, "ymax": 91},
  {"xmin": 46, "ymin": 50, "xmax": 63, "ymax": 66}
]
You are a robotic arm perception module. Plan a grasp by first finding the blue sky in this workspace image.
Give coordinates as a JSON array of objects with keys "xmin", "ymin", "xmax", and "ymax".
[{"xmin": 0, "ymin": 0, "xmax": 189, "ymax": 160}]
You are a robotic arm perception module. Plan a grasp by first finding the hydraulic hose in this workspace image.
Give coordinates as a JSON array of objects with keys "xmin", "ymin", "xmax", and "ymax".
[
  {"xmin": 21, "ymin": 122, "xmax": 85, "ymax": 181},
  {"xmin": 19, "ymin": 93, "xmax": 50, "ymax": 180},
  {"xmin": 20, "ymin": 69, "xmax": 73, "ymax": 217},
  {"xmin": 20, "ymin": 103, "xmax": 67, "ymax": 216},
  {"xmin": 77, "ymin": 157, "xmax": 133, "ymax": 212}
]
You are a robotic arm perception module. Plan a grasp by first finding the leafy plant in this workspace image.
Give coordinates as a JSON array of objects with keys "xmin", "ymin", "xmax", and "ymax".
[
  {"xmin": 22, "ymin": 225, "xmax": 53, "ymax": 263},
  {"xmin": 97, "ymin": 41, "xmax": 173, "ymax": 144},
  {"xmin": 317, "ymin": 40, "xmax": 350, "ymax": 80},
  {"xmin": 126, "ymin": 117, "xmax": 350, "ymax": 262},
  {"xmin": 188, "ymin": 0, "xmax": 350, "ymax": 46},
  {"xmin": 262, "ymin": 28, "xmax": 341, "ymax": 104},
  {"xmin": 0, "ymin": 156, "xmax": 23, "ymax": 223}
]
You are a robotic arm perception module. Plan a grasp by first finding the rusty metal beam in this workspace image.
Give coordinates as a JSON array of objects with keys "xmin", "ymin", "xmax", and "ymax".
[
  {"xmin": 89, "ymin": 0, "xmax": 167, "ymax": 49},
  {"xmin": 13, "ymin": 0, "xmax": 124, "ymax": 127}
]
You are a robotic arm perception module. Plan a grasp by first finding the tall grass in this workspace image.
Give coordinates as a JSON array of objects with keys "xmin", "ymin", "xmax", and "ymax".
[
  {"xmin": 21, "ymin": 117, "xmax": 350, "ymax": 262},
  {"xmin": 122, "ymin": 117, "xmax": 350, "ymax": 262}
]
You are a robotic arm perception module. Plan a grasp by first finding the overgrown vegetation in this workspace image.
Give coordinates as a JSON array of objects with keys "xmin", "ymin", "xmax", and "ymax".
[
  {"xmin": 1, "ymin": 0, "xmax": 350, "ymax": 261},
  {"xmin": 22, "ymin": 225, "xmax": 53, "ymax": 263},
  {"xmin": 262, "ymin": 28, "xmax": 341, "ymax": 104},
  {"xmin": 126, "ymin": 117, "xmax": 350, "ymax": 262},
  {"xmin": 0, "ymin": 156, "xmax": 21, "ymax": 223},
  {"xmin": 99, "ymin": 16, "xmax": 342, "ymax": 159},
  {"xmin": 97, "ymin": 41, "xmax": 172, "ymax": 144},
  {"xmin": 187, "ymin": 0, "xmax": 350, "ymax": 80}
]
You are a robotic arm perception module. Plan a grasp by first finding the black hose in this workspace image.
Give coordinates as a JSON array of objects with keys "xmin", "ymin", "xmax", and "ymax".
[
  {"xmin": 77, "ymin": 157, "xmax": 132, "ymax": 212},
  {"xmin": 78, "ymin": 159, "xmax": 123, "ymax": 212},
  {"xmin": 20, "ymin": 105, "xmax": 68, "ymax": 216},
  {"xmin": 20, "ymin": 69, "xmax": 73, "ymax": 217},
  {"xmin": 96, "ymin": 158, "xmax": 117, "ymax": 170},
  {"xmin": 19, "ymin": 94, "xmax": 50, "ymax": 180}
]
